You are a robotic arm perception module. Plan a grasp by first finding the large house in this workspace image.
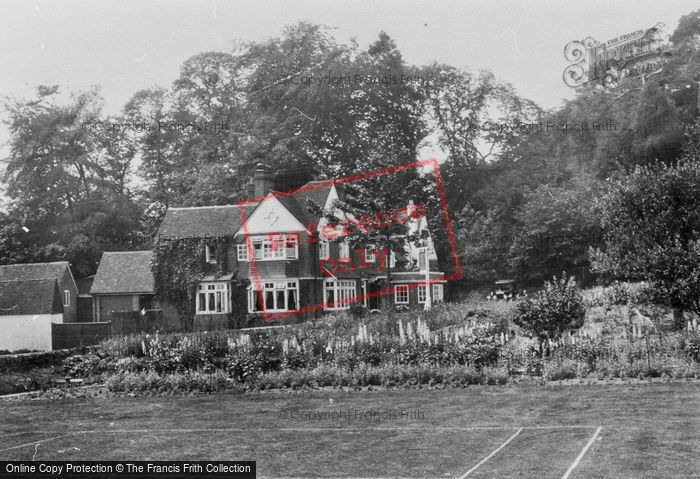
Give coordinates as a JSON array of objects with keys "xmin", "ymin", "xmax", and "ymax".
[
  {"xmin": 0, "ymin": 261, "xmax": 78, "ymax": 322},
  {"xmin": 156, "ymin": 164, "xmax": 446, "ymax": 320}
]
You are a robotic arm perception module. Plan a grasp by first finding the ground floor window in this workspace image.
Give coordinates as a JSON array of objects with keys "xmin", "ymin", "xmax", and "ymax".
[
  {"xmin": 324, "ymin": 279, "xmax": 357, "ymax": 310},
  {"xmin": 432, "ymin": 284, "xmax": 444, "ymax": 303},
  {"xmin": 394, "ymin": 284, "xmax": 409, "ymax": 304},
  {"xmin": 196, "ymin": 282, "xmax": 231, "ymax": 314},
  {"xmin": 417, "ymin": 284, "xmax": 427, "ymax": 303},
  {"xmin": 248, "ymin": 280, "xmax": 299, "ymax": 313}
]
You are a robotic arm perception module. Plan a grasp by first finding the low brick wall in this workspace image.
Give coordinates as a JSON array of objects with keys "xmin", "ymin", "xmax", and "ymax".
[
  {"xmin": 51, "ymin": 322, "xmax": 112, "ymax": 350},
  {"xmin": 0, "ymin": 349, "xmax": 73, "ymax": 373},
  {"xmin": 110, "ymin": 310, "xmax": 180, "ymax": 335}
]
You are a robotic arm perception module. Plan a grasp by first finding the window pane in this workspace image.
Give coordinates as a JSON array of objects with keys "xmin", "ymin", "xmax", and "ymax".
[
  {"xmin": 276, "ymin": 290, "xmax": 285, "ymax": 310},
  {"xmin": 216, "ymin": 292, "xmax": 222, "ymax": 312},
  {"xmin": 326, "ymin": 286, "xmax": 335, "ymax": 308},
  {"xmin": 198, "ymin": 293, "xmax": 205, "ymax": 312},
  {"xmin": 208, "ymin": 292, "xmax": 215, "ymax": 311},
  {"xmin": 288, "ymin": 289, "xmax": 297, "ymax": 310}
]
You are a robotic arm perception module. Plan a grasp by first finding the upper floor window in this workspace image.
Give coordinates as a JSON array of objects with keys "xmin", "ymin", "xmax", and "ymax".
[
  {"xmin": 237, "ymin": 237, "xmax": 297, "ymax": 261},
  {"xmin": 339, "ymin": 240, "xmax": 350, "ymax": 261},
  {"xmin": 63, "ymin": 290, "xmax": 70, "ymax": 307},
  {"xmin": 205, "ymin": 244, "xmax": 217, "ymax": 264},
  {"xmin": 364, "ymin": 246, "xmax": 376, "ymax": 263},
  {"xmin": 319, "ymin": 241, "xmax": 330, "ymax": 260}
]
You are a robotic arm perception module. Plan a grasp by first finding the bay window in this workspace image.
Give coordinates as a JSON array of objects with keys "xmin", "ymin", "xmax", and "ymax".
[
  {"xmin": 324, "ymin": 279, "xmax": 357, "ymax": 310},
  {"xmin": 248, "ymin": 280, "xmax": 299, "ymax": 313},
  {"xmin": 196, "ymin": 282, "xmax": 231, "ymax": 314}
]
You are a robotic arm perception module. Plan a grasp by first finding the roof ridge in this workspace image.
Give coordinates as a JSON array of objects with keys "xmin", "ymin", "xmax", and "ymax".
[
  {"xmin": 0, "ymin": 278, "xmax": 57, "ymax": 284},
  {"xmin": 168, "ymin": 205, "xmax": 239, "ymax": 210},
  {"xmin": 102, "ymin": 250, "xmax": 152, "ymax": 254},
  {"xmin": 0, "ymin": 261, "xmax": 68, "ymax": 267}
]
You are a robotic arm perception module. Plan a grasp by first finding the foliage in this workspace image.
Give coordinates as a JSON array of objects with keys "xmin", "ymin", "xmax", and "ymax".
[
  {"xmin": 514, "ymin": 273, "xmax": 586, "ymax": 342},
  {"xmin": 591, "ymin": 130, "xmax": 700, "ymax": 316},
  {"xmin": 152, "ymin": 236, "xmax": 244, "ymax": 326}
]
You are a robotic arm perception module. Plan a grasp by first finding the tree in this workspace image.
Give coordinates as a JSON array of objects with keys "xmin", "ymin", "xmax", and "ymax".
[
  {"xmin": 508, "ymin": 183, "xmax": 602, "ymax": 285},
  {"xmin": 591, "ymin": 121, "xmax": 700, "ymax": 319},
  {"xmin": 1, "ymin": 86, "xmax": 144, "ymax": 275}
]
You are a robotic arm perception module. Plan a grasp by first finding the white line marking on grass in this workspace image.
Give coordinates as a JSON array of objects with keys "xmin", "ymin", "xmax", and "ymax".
[
  {"xmin": 43, "ymin": 425, "xmax": 598, "ymax": 435},
  {"xmin": 561, "ymin": 426, "xmax": 602, "ymax": 479},
  {"xmin": 0, "ymin": 435, "xmax": 63, "ymax": 453},
  {"xmin": 458, "ymin": 427, "xmax": 523, "ymax": 478}
]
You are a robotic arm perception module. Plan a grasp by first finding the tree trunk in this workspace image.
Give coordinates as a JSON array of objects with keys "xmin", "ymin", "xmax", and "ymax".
[{"xmin": 673, "ymin": 308, "xmax": 685, "ymax": 330}]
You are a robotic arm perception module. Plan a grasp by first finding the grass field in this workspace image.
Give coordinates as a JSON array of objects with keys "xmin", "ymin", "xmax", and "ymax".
[{"xmin": 2, "ymin": 382, "xmax": 700, "ymax": 478}]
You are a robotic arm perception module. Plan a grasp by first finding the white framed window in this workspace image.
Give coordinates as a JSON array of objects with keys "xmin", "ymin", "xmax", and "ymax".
[
  {"xmin": 394, "ymin": 285, "xmax": 409, "ymax": 304},
  {"xmin": 324, "ymin": 279, "xmax": 357, "ymax": 310},
  {"xmin": 205, "ymin": 244, "xmax": 218, "ymax": 264},
  {"xmin": 364, "ymin": 246, "xmax": 376, "ymax": 263},
  {"xmin": 339, "ymin": 240, "xmax": 350, "ymax": 261},
  {"xmin": 285, "ymin": 236, "xmax": 298, "ymax": 259},
  {"xmin": 432, "ymin": 284, "xmax": 444, "ymax": 303},
  {"xmin": 248, "ymin": 280, "xmax": 299, "ymax": 313},
  {"xmin": 196, "ymin": 282, "xmax": 231, "ymax": 314},
  {"xmin": 247, "ymin": 237, "xmax": 297, "ymax": 261},
  {"xmin": 237, "ymin": 243, "xmax": 248, "ymax": 261},
  {"xmin": 63, "ymin": 290, "xmax": 70, "ymax": 307},
  {"xmin": 417, "ymin": 285, "xmax": 427, "ymax": 303},
  {"xmin": 319, "ymin": 241, "xmax": 330, "ymax": 260}
]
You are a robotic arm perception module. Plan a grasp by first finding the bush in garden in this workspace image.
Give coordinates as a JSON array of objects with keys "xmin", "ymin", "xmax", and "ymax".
[
  {"xmin": 514, "ymin": 273, "xmax": 586, "ymax": 348},
  {"xmin": 543, "ymin": 359, "xmax": 580, "ymax": 381}
]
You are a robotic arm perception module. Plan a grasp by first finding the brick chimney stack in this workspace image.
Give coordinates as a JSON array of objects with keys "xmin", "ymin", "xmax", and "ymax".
[{"xmin": 252, "ymin": 163, "xmax": 274, "ymax": 198}]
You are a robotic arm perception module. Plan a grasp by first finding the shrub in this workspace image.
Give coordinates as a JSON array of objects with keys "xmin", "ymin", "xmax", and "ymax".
[
  {"xmin": 514, "ymin": 273, "xmax": 586, "ymax": 346},
  {"xmin": 543, "ymin": 359, "xmax": 579, "ymax": 381}
]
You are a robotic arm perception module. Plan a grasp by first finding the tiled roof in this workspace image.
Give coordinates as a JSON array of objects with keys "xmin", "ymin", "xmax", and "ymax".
[
  {"xmin": 0, "ymin": 279, "xmax": 63, "ymax": 316},
  {"xmin": 90, "ymin": 251, "xmax": 154, "ymax": 294},
  {"xmin": 155, "ymin": 181, "xmax": 335, "ymax": 238},
  {"xmin": 0, "ymin": 261, "xmax": 71, "ymax": 284},
  {"xmin": 157, "ymin": 205, "xmax": 256, "ymax": 239},
  {"xmin": 291, "ymin": 181, "xmax": 334, "ymax": 224}
]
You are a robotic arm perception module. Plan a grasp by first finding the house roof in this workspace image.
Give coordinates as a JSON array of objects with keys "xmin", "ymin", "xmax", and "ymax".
[
  {"xmin": 90, "ymin": 251, "xmax": 155, "ymax": 295},
  {"xmin": 0, "ymin": 261, "xmax": 71, "ymax": 284},
  {"xmin": 156, "ymin": 181, "xmax": 336, "ymax": 239},
  {"xmin": 0, "ymin": 279, "xmax": 63, "ymax": 316},
  {"xmin": 157, "ymin": 204, "xmax": 256, "ymax": 239}
]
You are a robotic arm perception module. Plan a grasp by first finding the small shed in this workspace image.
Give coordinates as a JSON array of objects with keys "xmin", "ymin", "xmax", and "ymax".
[
  {"xmin": 0, "ymin": 279, "xmax": 64, "ymax": 352},
  {"xmin": 90, "ymin": 251, "xmax": 155, "ymax": 322}
]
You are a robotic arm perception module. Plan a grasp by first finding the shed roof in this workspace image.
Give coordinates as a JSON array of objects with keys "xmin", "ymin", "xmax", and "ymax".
[
  {"xmin": 90, "ymin": 251, "xmax": 154, "ymax": 295},
  {"xmin": 0, "ymin": 279, "xmax": 63, "ymax": 316}
]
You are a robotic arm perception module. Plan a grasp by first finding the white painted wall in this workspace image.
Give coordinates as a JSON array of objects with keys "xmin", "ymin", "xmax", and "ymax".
[{"xmin": 0, "ymin": 313, "xmax": 62, "ymax": 352}]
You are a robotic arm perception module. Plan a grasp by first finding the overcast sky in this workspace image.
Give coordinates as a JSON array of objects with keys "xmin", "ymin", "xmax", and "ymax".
[{"xmin": 0, "ymin": 0, "xmax": 698, "ymax": 152}]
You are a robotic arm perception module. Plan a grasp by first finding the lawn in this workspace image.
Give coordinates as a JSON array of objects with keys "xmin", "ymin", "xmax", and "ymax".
[{"xmin": 2, "ymin": 382, "xmax": 700, "ymax": 478}]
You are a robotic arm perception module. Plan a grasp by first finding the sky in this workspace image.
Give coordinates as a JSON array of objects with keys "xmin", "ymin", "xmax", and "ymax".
[{"xmin": 0, "ymin": 0, "xmax": 698, "ymax": 154}]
